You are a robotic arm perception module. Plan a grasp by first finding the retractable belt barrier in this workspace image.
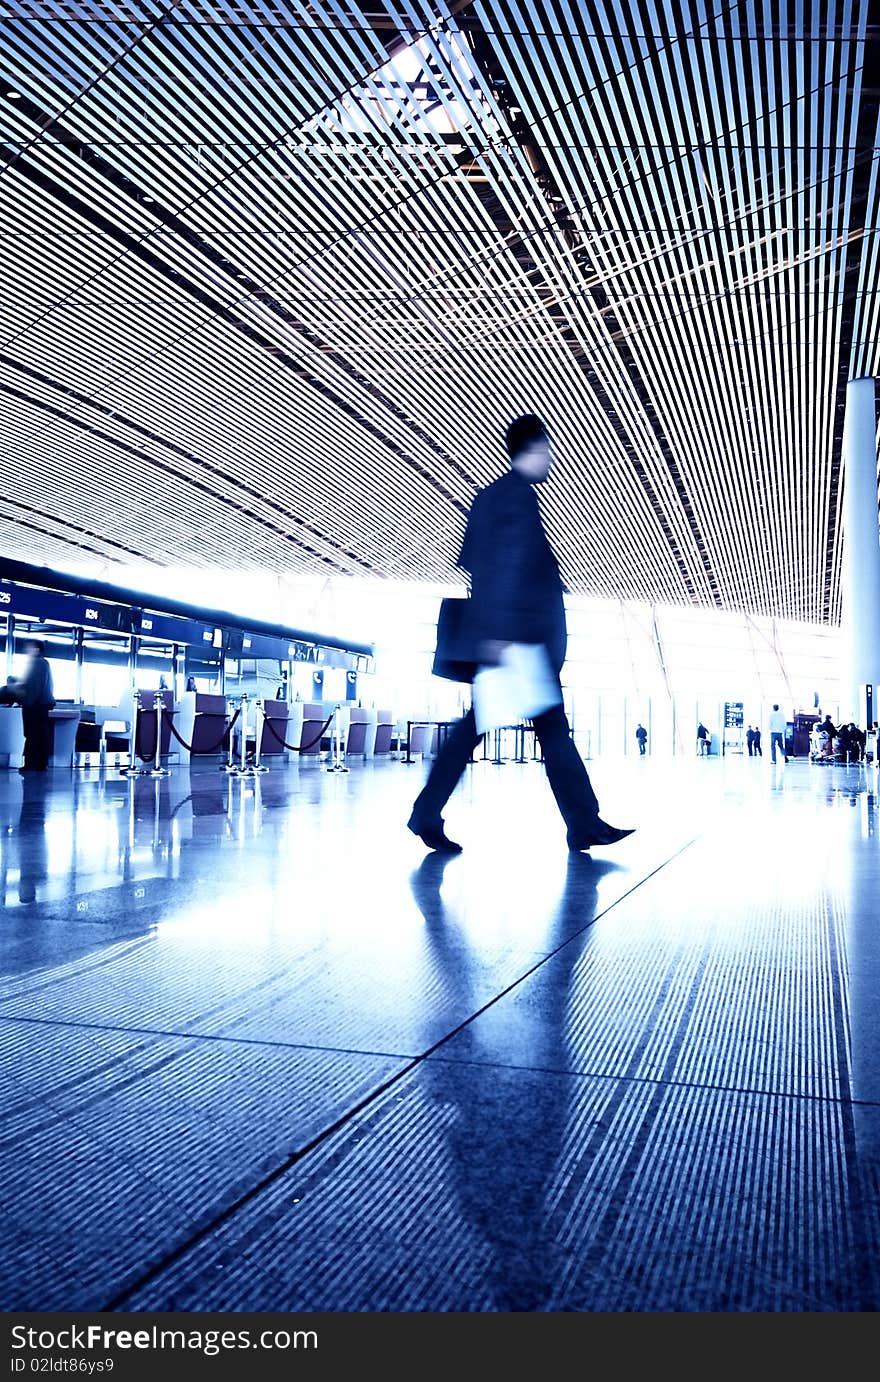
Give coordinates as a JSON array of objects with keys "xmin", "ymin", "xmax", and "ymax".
[
  {"xmin": 263, "ymin": 709, "xmax": 335, "ymax": 754},
  {"xmin": 161, "ymin": 704, "xmax": 241, "ymax": 756},
  {"xmin": 119, "ymin": 697, "xmax": 337, "ymax": 778}
]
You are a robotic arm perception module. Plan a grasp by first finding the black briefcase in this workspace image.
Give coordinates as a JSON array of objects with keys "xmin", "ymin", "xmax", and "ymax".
[{"xmin": 432, "ymin": 596, "xmax": 477, "ymax": 684}]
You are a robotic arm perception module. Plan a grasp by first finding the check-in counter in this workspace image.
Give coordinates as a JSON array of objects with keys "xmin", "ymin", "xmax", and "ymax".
[
  {"xmin": 75, "ymin": 701, "xmax": 132, "ymax": 766},
  {"xmin": 134, "ymin": 689, "xmax": 174, "ymax": 761},
  {"xmin": 0, "ymin": 705, "xmax": 24, "ymax": 769}
]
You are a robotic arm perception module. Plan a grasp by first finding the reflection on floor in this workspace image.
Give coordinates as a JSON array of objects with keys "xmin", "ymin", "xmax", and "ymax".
[{"xmin": 1, "ymin": 752, "xmax": 878, "ymax": 1311}]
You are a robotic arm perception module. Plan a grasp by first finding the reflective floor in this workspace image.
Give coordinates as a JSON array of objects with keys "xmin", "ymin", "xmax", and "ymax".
[{"xmin": 1, "ymin": 751, "xmax": 878, "ymax": 1311}]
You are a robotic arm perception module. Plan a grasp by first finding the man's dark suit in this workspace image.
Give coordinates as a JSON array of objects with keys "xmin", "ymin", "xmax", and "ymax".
[{"xmin": 412, "ymin": 468, "xmax": 601, "ymax": 841}]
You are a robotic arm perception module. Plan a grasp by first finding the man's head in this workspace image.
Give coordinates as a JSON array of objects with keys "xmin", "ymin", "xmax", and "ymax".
[
  {"xmin": 23, "ymin": 639, "xmax": 44, "ymax": 656},
  {"xmin": 506, "ymin": 413, "xmax": 551, "ymax": 483},
  {"xmin": 772, "ymin": 703, "xmax": 779, "ymax": 711}
]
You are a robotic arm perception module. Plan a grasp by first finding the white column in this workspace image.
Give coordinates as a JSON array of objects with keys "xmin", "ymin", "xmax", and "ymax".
[{"xmin": 841, "ymin": 376, "xmax": 880, "ymax": 723}]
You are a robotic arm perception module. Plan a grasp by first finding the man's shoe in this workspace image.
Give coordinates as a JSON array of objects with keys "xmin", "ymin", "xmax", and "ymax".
[
  {"xmin": 594, "ymin": 823, "xmax": 635, "ymax": 845},
  {"xmin": 567, "ymin": 819, "xmax": 635, "ymax": 850},
  {"xmin": 407, "ymin": 811, "xmax": 462, "ymax": 854},
  {"xmin": 566, "ymin": 834, "xmax": 592, "ymax": 852}
]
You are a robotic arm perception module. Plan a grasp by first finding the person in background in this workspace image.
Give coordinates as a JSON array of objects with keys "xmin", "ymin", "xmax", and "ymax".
[
  {"xmin": 746, "ymin": 725, "xmax": 755, "ymax": 756},
  {"xmin": 768, "ymin": 704, "xmax": 788, "ymax": 763},
  {"xmin": 185, "ymin": 676, "xmax": 197, "ymax": 692},
  {"xmin": 752, "ymin": 724, "xmax": 762, "ymax": 756},
  {"xmin": 865, "ymin": 722, "xmax": 878, "ymax": 765},
  {"xmin": 853, "ymin": 723, "xmax": 866, "ymax": 761},
  {"xmin": 635, "ymin": 723, "xmax": 647, "ymax": 756},
  {"xmin": 697, "ymin": 722, "xmax": 709, "ymax": 756},
  {"xmin": 8, "ymin": 638, "xmax": 55, "ymax": 773},
  {"xmin": 817, "ymin": 714, "xmax": 837, "ymax": 752},
  {"xmin": 837, "ymin": 722, "xmax": 853, "ymax": 760}
]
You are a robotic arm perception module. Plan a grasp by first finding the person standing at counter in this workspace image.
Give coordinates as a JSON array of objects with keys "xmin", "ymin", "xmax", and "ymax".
[{"xmin": 11, "ymin": 639, "xmax": 55, "ymax": 772}]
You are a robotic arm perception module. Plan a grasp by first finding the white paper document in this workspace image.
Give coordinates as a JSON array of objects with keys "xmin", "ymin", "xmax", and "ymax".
[{"xmin": 472, "ymin": 643, "xmax": 562, "ymax": 735}]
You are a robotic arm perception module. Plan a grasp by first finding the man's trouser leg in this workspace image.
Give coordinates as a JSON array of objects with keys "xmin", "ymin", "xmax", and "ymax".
[
  {"xmin": 532, "ymin": 703, "xmax": 600, "ymax": 836},
  {"xmin": 22, "ymin": 706, "xmax": 51, "ymax": 771},
  {"xmin": 412, "ymin": 709, "xmax": 481, "ymax": 824}
]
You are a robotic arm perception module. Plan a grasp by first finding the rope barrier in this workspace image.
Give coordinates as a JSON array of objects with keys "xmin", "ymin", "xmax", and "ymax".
[
  {"xmin": 264, "ymin": 710, "xmax": 335, "ymax": 753},
  {"xmin": 161, "ymin": 706, "xmax": 241, "ymax": 756},
  {"xmin": 151, "ymin": 703, "xmax": 333, "ymax": 758}
]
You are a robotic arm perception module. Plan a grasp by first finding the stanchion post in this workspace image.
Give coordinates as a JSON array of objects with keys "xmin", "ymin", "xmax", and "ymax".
[
  {"xmin": 327, "ymin": 703, "xmax": 348, "ymax": 772},
  {"xmin": 149, "ymin": 694, "xmax": 167, "ymax": 777},
  {"xmin": 252, "ymin": 698, "xmax": 268, "ymax": 774},
  {"xmin": 238, "ymin": 693, "xmax": 249, "ymax": 775},
  {"xmin": 121, "ymin": 692, "xmax": 143, "ymax": 776},
  {"xmin": 338, "ymin": 703, "xmax": 348, "ymax": 771},
  {"xmin": 150, "ymin": 693, "xmax": 171, "ymax": 778},
  {"xmin": 223, "ymin": 697, "xmax": 239, "ymax": 774},
  {"xmin": 325, "ymin": 702, "xmax": 336, "ymax": 771}
]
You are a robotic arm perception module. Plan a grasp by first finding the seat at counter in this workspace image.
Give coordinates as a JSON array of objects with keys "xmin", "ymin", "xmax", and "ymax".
[
  {"xmin": 407, "ymin": 723, "xmax": 432, "ymax": 758},
  {"xmin": 298, "ymin": 702, "xmax": 327, "ymax": 754},
  {"xmin": 190, "ymin": 693, "xmax": 228, "ymax": 755},
  {"xmin": 259, "ymin": 699, "xmax": 290, "ymax": 757},
  {"xmin": 0, "ymin": 704, "xmax": 24, "ymax": 769},
  {"xmin": 374, "ymin": 709, "xmax": 394, "ymax": 755},
  {"xmin": 346, "ymin": 707, "xmax": 370, "ymax": 756}
]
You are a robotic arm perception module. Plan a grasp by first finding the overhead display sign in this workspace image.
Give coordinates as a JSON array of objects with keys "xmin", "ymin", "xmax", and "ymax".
[
  {"xmin": 0, "ymin": 583, "xmax": 134, "ymax": 634},
  {"xmin": 138, "ymin": 611, "xmax": 214, "ymax": 648},
  {"xmin": 1, "ymin": 579, "xmax": 370, "ymax": 668}
]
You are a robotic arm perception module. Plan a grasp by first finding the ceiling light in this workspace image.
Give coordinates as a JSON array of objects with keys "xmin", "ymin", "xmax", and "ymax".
[{"xmin": 7, "ymin": 91, "xmax": 20, "ymax": 99}]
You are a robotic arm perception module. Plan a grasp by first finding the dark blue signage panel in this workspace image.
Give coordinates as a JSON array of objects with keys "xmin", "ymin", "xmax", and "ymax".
[
  {"xmin": 239, "ymin": 632, "xmax": 286, "ymax": 661},
  {"xmin": 138, "ymin": 612, "xmax": 214, "ymax": 648},
  {"xmin": 0, "ymin": 583, "xmax": 134, "ymax": 633}
]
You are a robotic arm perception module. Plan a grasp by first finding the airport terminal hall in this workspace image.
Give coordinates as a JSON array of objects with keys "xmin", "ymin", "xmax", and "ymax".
[{"xmin": 2, "ymin": 0, "xmax": 880, "ymax": 1318}]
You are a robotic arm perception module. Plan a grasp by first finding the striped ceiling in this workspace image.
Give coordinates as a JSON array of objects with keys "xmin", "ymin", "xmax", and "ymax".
[{"xmin": 0, "ymin": 0, "xmax": 877, "ymax": 623}]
